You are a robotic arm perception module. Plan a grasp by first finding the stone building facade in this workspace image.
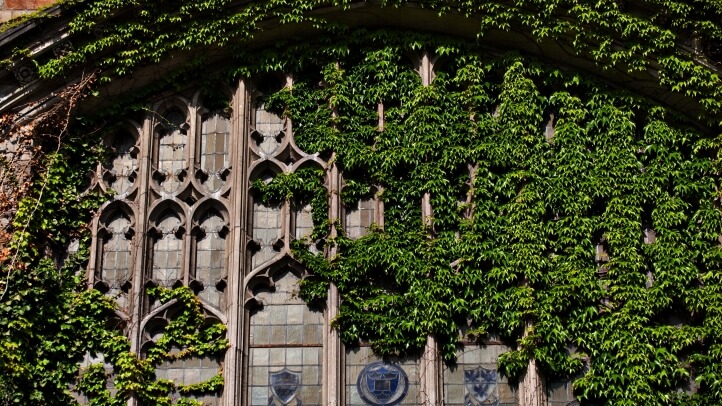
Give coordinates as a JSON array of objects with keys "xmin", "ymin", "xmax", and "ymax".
[
  {"xmin": 79, "ymin": 74, "xmax": 537, "ymax": 405},
  {"xmin": 1, "ymin": 1, "xmax": 721, "ymax": 406}
]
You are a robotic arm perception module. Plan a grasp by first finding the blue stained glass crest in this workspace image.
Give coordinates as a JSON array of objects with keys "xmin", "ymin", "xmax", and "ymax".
[
  {"xmin": 269, "ymin": 368, "xmax": 301, "ymax": 405},
  {"xmin": 464, "ymin": 366, "xmax": 499, "ymax": 406},
  {"xmin": 357, "ymin": 362, "xmax": 408, "ymax": 405}
]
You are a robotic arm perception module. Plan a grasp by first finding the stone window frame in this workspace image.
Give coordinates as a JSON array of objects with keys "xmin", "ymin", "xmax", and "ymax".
[
  {"xmin": 150, "ymin": 99, "xmax": 192, "ymax": 198},
  {"xmin": 101, "ymin": 127, "xmax": 140, "ymax": 199},
  {"xmin": 189, "ymin": 201, "xmax": 230, "ymax": 310},
  {"xmin": 195, "ymin": 107, "xmax": 233, "ymax": 194}
]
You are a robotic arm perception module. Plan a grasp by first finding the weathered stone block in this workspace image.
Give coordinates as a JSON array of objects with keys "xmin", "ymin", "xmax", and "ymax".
[{"xmin": 4, "ymin": 0, "xmax": 56, "ymax": 10}]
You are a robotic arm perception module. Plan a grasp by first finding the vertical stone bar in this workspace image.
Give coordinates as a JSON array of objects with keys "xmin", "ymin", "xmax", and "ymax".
[
  {"xmin": 224, "ymin": 79, "xmax": 250, "ymax": 406},
  {"xmin": 127, "ymin": 112, "xmax": 154, "ymax": 406},
  {"xmin": 421, "ymin": 334, "xmax": 439, "ymax": 405},
  {"xmin": 420, "ymin": 187, "xmax": 438, "ymax": 405},
  {"xmin": 377, "ymin": 101, "xmax": 384, "ymax": 132},
  {"xmin": 182, "ymin": 105, "xmax": 199, "ymax": 287},
  {"xmin": 283, "ymin": 74, "xmax": 293, "ymax": 253},
  {"xmin": 325, "ymin": 155, "xmax": 341, "ymax": 405},
  {"xmin": 376, "ymin": 101, "xmax": 385, "ymax": 231},
  {"xmin": 325, "ymin": 63, "xmax": 342, "ymax": 405},
  {"xmin": 418, "ymin": 50, "xmax": 439, "ymax": 406},
  {"xmin": 519, "ymin": 320, "xmax": 546, "ymax": 406},
  {"xmin": 86, "ymin": 214, "xmax": 99, "ymax": 289}
]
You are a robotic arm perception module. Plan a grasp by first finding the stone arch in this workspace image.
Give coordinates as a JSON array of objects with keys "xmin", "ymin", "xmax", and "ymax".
[
  {"xmin": 193, "ymin": 90, "xmax": 233, "ymax": 194},
  {"xmin": 146, "ymin": 205, "xmax": 186, "ymax": 291},
  {"xmin": 189, "ymin": 203, "xmax": 229, "ymax": 311},
  {"xmin": 94, "ymin": 202, "xmax": 136, "ymax": 313},
  {"xmin": 247, "ymin": 163, "xmax": 286, "ymax": 270},
  {"xmin": 244, "ymin": 264, "xmax": 324, "ymax": 406},
  {"xmin": 151, "ymin": 102, "xmax": 192, "ymax": 196},
  {"xmin": 289, "ymin": 159, "xmax": 327, "ymax": 244},
  {"xmin": 250, "ymin": 73, "xmax": 287, "ymax": 158},
  {"xmin": 101, "ymin": 122, "xmax": 141, "ymax": 198}
]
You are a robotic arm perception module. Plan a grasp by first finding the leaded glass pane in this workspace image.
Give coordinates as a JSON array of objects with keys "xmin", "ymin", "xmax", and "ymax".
[
  {"xmin": 155, "ymin": 352, "xmax": 221, "ymax": 405},
  {"xmin": 548, "ymin": 381, "xmax": 578, "ymax": 406},
  {"xmin": 157, "ymin": 110, "xmax": 187, "ymax": 194},
  {"xmin": 345, "ymin": 197, "xmax": 375, "ymax": 239},
  {"xmin": 444, "ymin": 344, "xmax": 517, "ymax": 406},
  {"xmin": 101, "ymin": 214, "xmax": 131, "ymax": 311},
  {"xmin": 108, "ymin": 133, "xmax": 136, "ymax": 195},
  {"xmin": 102, "ymin": 214, "xmax": 131, "ymax": 288},
  {"xmin": 252, "ymin": 174, "xmax": 282, "ymax": 269},
  {"xmin": 294, "ymin": 201, "xmax": 318, "ymax": 246},
  {"xmin": 248, "ymin": 270, "xmax": 323, "ymax": 406},
  {"xmin": 152, "ymin": 211, "xmax": 182, "ymax": 286},
  {"xmin": 254, "ymin": 102, "xmax": 283, "ymax": 156},
  {"xmin": 72, "ymin": 352, "xmax": 116, "ymax": 404},
  {"xmin": 200, "ymin": 113, "xmax": 230, "ymax": 193},
  {"xmin": 195, "ymin": 210, "xmax": 225, "ymax": 308}
]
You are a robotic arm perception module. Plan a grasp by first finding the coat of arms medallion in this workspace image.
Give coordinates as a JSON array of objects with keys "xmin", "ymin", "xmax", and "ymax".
[{"xmin": 356, "ymin": 362, "xmax": 409, "ymax": 405}]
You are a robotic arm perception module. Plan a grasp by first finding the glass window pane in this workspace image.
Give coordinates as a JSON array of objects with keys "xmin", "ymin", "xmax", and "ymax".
[
  {"xmin": 152, "ymin": 211, "xmax": 183, "ymax": 286},
  {"xmin": 195, "ymin": 210, "xmax": 225, "ymax": 308},
  {"xmin": 157, "ymin": 110, "xmax": 187, "ymax": 194}
]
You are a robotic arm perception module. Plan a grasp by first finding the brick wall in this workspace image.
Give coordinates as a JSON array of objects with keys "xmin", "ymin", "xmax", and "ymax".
[{"xmin": 0, "ymin": 0, "xmax": 57, "ymax": 23}]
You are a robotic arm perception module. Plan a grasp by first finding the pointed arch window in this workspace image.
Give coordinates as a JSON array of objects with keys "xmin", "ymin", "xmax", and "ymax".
[
  {"xmin": 106, "ymin": 132, "xmax": 137, "ymax": 196},
  {"xmin": 151, "ymin": 210, "xmax": 184, "ymax": 287},
  {"xmin": 200, "ymin": 112, "xmax": 230, "ymax": 193},
  {"xmin": 193, "ymin": 209, "xmax": 227, "ymax": 308},
  {"xmin": 248, "ymin": 269, "xmax": 323, "ymax": 406},
  {"xmin": 157, "ymin": 110, "xmax": 188, "ymax": 194},
  {"xmin": 100, "ymin": 213, "xmax": 133, "ymax": 290},
  {"xmin": 251, "ymin": 97, "xmax": 284, "ymax": 156},
  {"xmin": 96, "ymin": 210, "xmax": 134, "ymax": 314},
  {"xmin": 250, "ymin": 171, "xmax": 283, "ymax": 269}
]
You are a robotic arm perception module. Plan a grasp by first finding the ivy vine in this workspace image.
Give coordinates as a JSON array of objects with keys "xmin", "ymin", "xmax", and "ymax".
[{"xmin": 250, "ymin": 33, "xmax": 722, "ymax": 404}]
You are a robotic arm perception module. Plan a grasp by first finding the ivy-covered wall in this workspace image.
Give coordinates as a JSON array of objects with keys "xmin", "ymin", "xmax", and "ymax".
[
  {"xmin": 252, "ymin": 34, "xmax": 722, "ymax": 404},
  {"xmin": 1, "ymin": 1, "xmax": 722, "ymax": 405}
]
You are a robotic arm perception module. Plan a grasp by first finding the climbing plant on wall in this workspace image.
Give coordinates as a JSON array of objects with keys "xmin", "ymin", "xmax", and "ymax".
[
  {"xmin": 248, "ymin": 33, "xmax": 722, "ymax": 404},
  {"xmin": 1, "ymin": 0, "xmax": 722, "ymax": 405}
]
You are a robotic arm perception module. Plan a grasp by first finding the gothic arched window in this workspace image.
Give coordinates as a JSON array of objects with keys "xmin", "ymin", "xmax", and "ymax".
[
  {"xmin": 156, "ymin": 109, "xmax": 188, "ymax": 194},
  {"xmin": 248, "ymin": 269, "xmax": 324, "ymax": 406},
  {"xmin": 105, "ymin": 132, "xmax": 137, "ymax": 196},
  {"xmin": 199, "ymin": 112, "xmax": 230, "ymax": 193},
  {"xmin": 150, "ymin": 210, "xmax": 184, "ymax": 287},
  {"xmin": 193, "ymin": 209, "xmax": 227, "ymax": 309}
]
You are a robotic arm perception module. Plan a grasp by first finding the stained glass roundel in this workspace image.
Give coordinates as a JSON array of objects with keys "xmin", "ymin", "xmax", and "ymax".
[{"xmin": 356, "ymin": 362, "xmax": 408, "ymax": 406}]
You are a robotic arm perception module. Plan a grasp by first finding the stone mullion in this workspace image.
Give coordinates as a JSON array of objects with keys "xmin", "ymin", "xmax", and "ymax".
[
  {"xmin": 282, "ymin": 74, "xmax": 293, "ymax": 253},
  {"xmin": 376, "ymin": 102, "xmax": 385, "ymax": 230},
  {"xmin": 323, "ymin": 155, "xmax": 342, "ymax": 405},
  {"xmin": 324, "ymin": 66, "xmax": 343, "ymax": 401},
  {"xmin": 418, "ymin": 50, "xmax": 440, "ymax": 406},
  {"xmin": 420, "ymin": 188, "xmax": 439, "ymax": 406},
  {"xmin": 86, "ymin": 211, "xmax": 100, "ymax": 289},
  {"xmin": 127, "ymin": 112, "xmax": 154, "ymax": 406},
  {"xmin": 182, "ymin": 105, "xmax": 200, "ymax": 286},
  {"xmin": 224, "ymin": 79, "xmax": 250, "ymax": 406},
  {"xmin": 519, "ymin": 323, "xmax": 546, "ymax": 406}
]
